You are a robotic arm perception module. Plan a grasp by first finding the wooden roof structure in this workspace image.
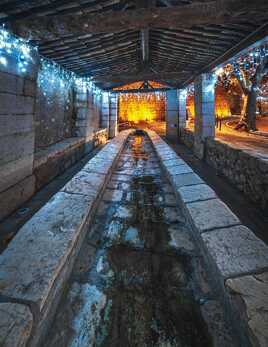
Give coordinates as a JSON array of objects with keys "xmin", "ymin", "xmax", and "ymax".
[{"xmin": 1, "ymin": 0, "xmax": 268, "ymax": 90}]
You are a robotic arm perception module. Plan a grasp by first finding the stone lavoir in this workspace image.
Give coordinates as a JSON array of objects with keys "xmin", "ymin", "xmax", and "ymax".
[
  {"xmin": 0, "ymin": 2, "xmax": 268, "ymax": 347},
  {"xmin": 0, "ymin": 130, "xmax": 267, "ymax": 347}
]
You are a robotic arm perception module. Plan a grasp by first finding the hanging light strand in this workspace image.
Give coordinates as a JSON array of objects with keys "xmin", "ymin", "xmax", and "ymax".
[
  {"xmin": 0, "ymin": 27, "xmax": 37, "ymax": 73},
  {"xmin": 0, "ymin": 27, "xmax": 103, "ymax": 97}
]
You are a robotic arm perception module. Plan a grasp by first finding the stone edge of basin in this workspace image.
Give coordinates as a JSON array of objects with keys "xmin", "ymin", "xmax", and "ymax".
[
  {"xmin": 146, "ymin": 129, "xmax": 268, "ymax": 347},
  {"xmin": 0, "ymin": 129, "xmax": 134, "ymax": 347}
]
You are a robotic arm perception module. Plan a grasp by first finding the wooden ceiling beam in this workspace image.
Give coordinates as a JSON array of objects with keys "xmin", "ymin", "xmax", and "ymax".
[
  {"xmin": 141, "ymin": 28, "xmax": 150, "ymax": 65},
  {"xmin": 7, "ymin": 1, "xmax": 268, "ymax": 39},
  {"xmin": 92, "ymin": 71, "xmax": 194, "ymax": 83},
  {"xmin": 182, "ymin": 21, "xmax": 268, "ymax": 86}
]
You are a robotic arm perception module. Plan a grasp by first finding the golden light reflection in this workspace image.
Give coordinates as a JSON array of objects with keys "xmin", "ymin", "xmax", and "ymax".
[
  {"xmin": 119, "ymin": 93, "xmax": 166, "ymax": 123},
  {"xmin": 215, "ymin": 85, "xmax": 231, "ymax": 118},
  {"xmin": 186, "ymin": 86, "xmax": 231, "ymax": 120}
]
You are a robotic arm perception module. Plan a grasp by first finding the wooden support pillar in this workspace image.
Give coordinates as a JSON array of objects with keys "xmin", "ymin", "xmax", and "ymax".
[{"xmin": 194, "ymin": 73, "xmax": 215, "ymax": 159}]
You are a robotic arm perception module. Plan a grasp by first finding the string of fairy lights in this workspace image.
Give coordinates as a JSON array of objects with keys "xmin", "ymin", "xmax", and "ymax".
[
  {"xmin": 214, "ymin": 43, "xmax": 268, "ymax": 95},
  {"xmin": 0, "ymin": 27, "xmax": 37, "ymax": 73},
  {"xmin": 178, "ymin": 42, "xmax": 268, "ymax": 102},
  {"xmin": 0, "ymin": 26, "xmax": 268, "ymax": 104},
  {"xmin": 0, "ymin": 27, "xmax": 103, "ymax": 99}
]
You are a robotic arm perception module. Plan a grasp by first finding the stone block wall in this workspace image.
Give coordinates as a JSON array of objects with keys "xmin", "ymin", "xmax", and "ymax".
[
  {"xmin": 0, "ymin": 49, "xmax": 106, "ymax": 222},
  {"xmin": 179, "ymin": 128, "xmax": 194, "ymax": 149},
  {"xmin": 0, "ymin": 53, "xmax": 38, "ymax": 221},
  {"xmin": 74, "ymin": 89, "xmax": 102, "ymax": 152},
  {"xmin": 179, "ymin": 129, "xmax": 268, "ymax": 211},
  {"xmin": 34, "ymin": 82, "xmax": 76, "ymax": 150},
  {"xmin": 205, "ymin": 138, "xmax": 268, "ymax": 211}
]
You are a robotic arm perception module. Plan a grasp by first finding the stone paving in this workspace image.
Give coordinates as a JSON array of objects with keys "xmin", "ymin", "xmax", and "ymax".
[{"xmin": 44, "ymin": 131, "xmax": 237, "ymax": 347}]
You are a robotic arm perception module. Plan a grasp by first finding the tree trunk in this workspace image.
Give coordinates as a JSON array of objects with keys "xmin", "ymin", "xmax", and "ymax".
[
  {"xmin": 236, "ymin": 89, "xmax": 257, "ymax": 131},
  {"xmin": 245, "ymin": 88, "xmax": 257, "ymax": 131}
]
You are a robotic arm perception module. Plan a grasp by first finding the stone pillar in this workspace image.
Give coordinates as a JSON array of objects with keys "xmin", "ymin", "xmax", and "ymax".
[
  {"xmin": 178, "ymin": 89, "xmax": 187, "ymax": 131},
  {"xmin": 0, "ymin": 51, "xmax": 39, "ymax": 220},
  {"xmin": 101, "ymin": 92, "xmax": 110, "ymax": 131},
  {"xmin": 109, "ymin": 94, "xmax": 118, "ymax": 138},
  {"xmin": 166, "ymin": 89, "xmax": 179, "ymax": 141},
  {"xmin": 74, "ymin": 89, "xmax": 92, "ymax": 152},
  {"xmin": 194, "ymin": 73, "xmax": 215, "ymax": 159},
  {"xmin": 75, "ymin": 89, "xmax": 91, "ymax": 139}
]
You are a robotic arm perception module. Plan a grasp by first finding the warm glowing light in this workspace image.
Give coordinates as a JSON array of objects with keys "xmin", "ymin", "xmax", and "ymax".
[
  {"xmin": 215, "ymin": 85, "xmax": 231, "ymax": 118},
  {"xmin": 119, "ymin": 92, "xmax": 165, "ymax": 123},
  {"xmin": 114, "ymin": 80, "xmax": 166, "ymax": 91},
  {"xmin": 186, "ymin": 94, "xmax": 195, "ymax": 119},
  {"xmin": 215, "ymin": 67, "xmax": 224, "ymax": 76}
]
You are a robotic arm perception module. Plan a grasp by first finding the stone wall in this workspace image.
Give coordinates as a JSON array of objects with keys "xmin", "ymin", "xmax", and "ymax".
[
  {"xmin": 35, "ymin": 82, "xmax": 76, "ymax": 150},
  {"xmin": 0, "ymin": 53, "xmax": 38, "ymax": 221},
  {"xmin": 205, "ymin": 138, "xmax": 268, "ymax": 211},
  {"xmin": 0, "ymin": 53, "xmax": 106, "ymax": 222},
  {"xmin": 179, "ymin": 127, "xmax": 194, "ymax": 149},
  {"xmin": 179, "ymin": 128, "xmax": 268, "ymax": 211}
]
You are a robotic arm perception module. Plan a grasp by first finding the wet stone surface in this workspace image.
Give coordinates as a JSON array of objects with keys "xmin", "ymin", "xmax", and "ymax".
[{"xmin": 44, "ymin": 132, "xmax": 235, "ymax": 347}]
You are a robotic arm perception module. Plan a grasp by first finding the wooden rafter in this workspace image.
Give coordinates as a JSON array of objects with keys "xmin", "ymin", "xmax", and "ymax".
[
  {"xmin": 1, "ymin": 0, "xmax": 268, "ymax": 89},
  {"xmin": 5, "ymin": 0, "xmax": 268, "ymax": 39}
]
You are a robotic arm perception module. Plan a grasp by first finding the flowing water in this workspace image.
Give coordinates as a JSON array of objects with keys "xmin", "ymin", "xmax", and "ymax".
[{"xmin": 44, "ymin": 131, "xmax": 234, "ymax": 347}]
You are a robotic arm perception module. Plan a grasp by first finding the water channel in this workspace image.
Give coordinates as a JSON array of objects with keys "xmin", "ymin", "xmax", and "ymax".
[{"xmin": 44, "ymin": 131, "xmax": 235, "ymax": 347}]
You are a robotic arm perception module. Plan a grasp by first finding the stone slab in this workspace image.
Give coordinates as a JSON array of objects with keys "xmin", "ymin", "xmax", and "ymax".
[
  {"xmin": 0, "ymin": 114, "xmax": 33, "ymax": 137},
  {"xmin": 0, "ymin": 192, "xmax": 93, "ymax": 312},
  {"xmin": 0, "ymin": 93, "xmax": 35, "ymax": 115},
  {"xmin": 162, "ymin": 158, "xmax": 185, "ymax": 168},
  {"xmin": 158, "ymin": 152, "xmax": 179, "ymax": 161},
  {"xmin": 226, "ymin": 272, "xmax": 268, "ymax": 347},
  {"xmin": 0, "ymin": 154, "xmax": 34, "ymax": 193},
  {"xmin": 186, "ymin": 198, "xmax": 240, "ymax": 233},
  {"xmin": 0, "ymin": 303, "xmax": 33, "ymax": 347},
  {"xmin": 33, "ymin": 137, "xmax": 84, "ymax": 170},
  {"xmin": 82, "ymin": 158, "xmax": 113, "ymax": 176},
  {"xmin": 172, "ymin": 172, "xmax": 204, "ymax": 189},
  {"xmin": 61, "ymin": 170, "xmax": 105, "ymax": 197},
  {"xmin": 0, "ymin": 71, "xmax": 24, "ymax": 95},
  {"xmin": 202, "ymin": 225, "xmax": 268, "ymax": 278},
  {"xmin": 0, "ymin": 174, "xmax": 35, "ymax": 221},
  {"xmin": 178, "ymin": 183, "xmax": 216, "ymax": 203},
  {"xmin": 0, "ymin": 131, "xmax": 35, "ymax": 166},
  {"xmin": 167, "ymin": 164, "xmax": 193, "ymax": 176}
]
